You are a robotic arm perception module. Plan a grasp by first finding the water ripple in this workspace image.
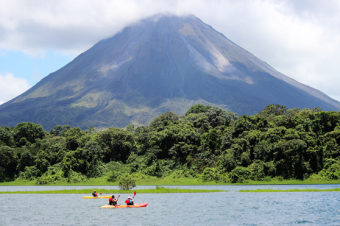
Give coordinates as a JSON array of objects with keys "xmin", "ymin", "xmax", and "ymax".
[{"xmin": 0, "ymin": 186, "xmax": 340, "ymax": 225}]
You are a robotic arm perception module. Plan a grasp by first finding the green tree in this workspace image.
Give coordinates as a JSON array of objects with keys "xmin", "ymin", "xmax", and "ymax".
[
  {"xmin": 206, "ymin": 107, "xmax": 238, "ymax": 128},
  {"xmin": 87, "ymin": 127, "xmax": 96, "ymax": 134},
  {"xmin": 99, "ymin": 128, "xmax": 134, "ymax": 163},
  {"xmin": 126, "ymin": 124, "xmax": 135, "ymax": 133},
  {"xmin": 17, "ymin": 151, "xmax": 34, "ymax": 172},
  {"xmin": 148, "ymin": 112, "xmax": 179, "ymax": 131},
  {"xmin": 15, "ymin": 122, "xmax": 45, "ymax": 144},
  {"xmin": 0, "ymin": 146, "xmax": 18, "ymax": 181},
  {"xmin": 34, "ymin": 150, "xmax": 51, "ymax": 175},
  {"xmin": 65, "ymin": 127, "xmax": 85, "ymax": 151},
  {"xmin": 0, "ymin": 127, "xmax": 13, "ymax": 146},
  {"xmin": 257, "ymin": 104, "xmax": 287, "ymax": 118},
  {"xmin": 185, "ymin": 104, "xmax": 212, "ymax": 116}
]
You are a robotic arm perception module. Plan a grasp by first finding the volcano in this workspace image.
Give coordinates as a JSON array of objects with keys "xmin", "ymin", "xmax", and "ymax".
[{"xmin": 1, "ymin": 14, "xmax": 339, "ymax": 130}]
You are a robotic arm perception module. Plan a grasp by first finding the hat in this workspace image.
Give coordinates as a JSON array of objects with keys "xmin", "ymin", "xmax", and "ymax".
[{"xmin": 128, "ymin": 196, "xmax": 132, "ymax": 199}]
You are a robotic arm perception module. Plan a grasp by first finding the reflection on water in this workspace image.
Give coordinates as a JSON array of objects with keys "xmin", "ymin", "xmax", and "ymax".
[{"xmin": 0, "ymin": 185, "xmax": 340, "ymax": 225}]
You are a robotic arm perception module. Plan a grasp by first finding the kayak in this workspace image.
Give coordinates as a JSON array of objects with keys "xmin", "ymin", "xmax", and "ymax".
[
  {"xmin": 101, "ymin": 203, "xmax": 148, "ymax": 209},
  {"xmin": 83, "ymin": 196, "xmax": 111, "ymax": 199}
]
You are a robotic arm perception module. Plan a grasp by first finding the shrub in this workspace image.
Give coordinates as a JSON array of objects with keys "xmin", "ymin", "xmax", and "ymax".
[
  {"xmin": 19, "ymin": 166, "xmax": 40, "ymax": 180},
  {"xmin": 201, "ymin": 167, "xmax": 218, "ymax": 182},
  {"xmin": 118, "ymin": 173, "xmax": 136, "ymax": 190},
  {"xmin": 229, "ymin": 166, "xmax": 251, "ymax": 183},
  {"xmin": 36, "ymin": 164, "xmax": 87, "ymax": 185},
  {"xmin": 107, "ymin": 170, "xmax": 119, "ymax": 182},
  {"xmin": 275, "ymin": 176, "xmax": 284, "ymax": 181},
  {"xmin": 317, "ymin": 159, "xmax": 340, "ymax": 180}
]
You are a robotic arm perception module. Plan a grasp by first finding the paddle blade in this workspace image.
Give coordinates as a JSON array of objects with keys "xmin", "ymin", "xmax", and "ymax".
[
  {"xmin": 125, "ymin": 200, "xmax": 129, "ymax": 204},
  {"xmin": 134, "ymin": 191, "xmax": 136, "ymax": 196},
  {"xmin": 118, "ymin": 195, "xmax": 120, "ymax": 198},
  {"xmin": 100, "ymin": 193, "xmax": 102, "ymax": 195}
]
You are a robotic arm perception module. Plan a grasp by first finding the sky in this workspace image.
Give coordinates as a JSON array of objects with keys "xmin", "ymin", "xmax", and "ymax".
[{"xmin": 1, "ymin": 0, "xmax": 340, "ymax": 106}]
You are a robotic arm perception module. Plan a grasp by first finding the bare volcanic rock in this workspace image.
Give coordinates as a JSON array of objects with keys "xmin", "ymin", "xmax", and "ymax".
[{"xmin": 1, "ymin": 14, "xmax": 339, "ymax": 130}]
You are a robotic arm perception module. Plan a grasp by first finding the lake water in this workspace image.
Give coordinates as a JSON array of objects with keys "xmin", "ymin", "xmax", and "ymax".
[{"xmin": 1, "ymin": 185, "xmax": 340, "ymax": 225}]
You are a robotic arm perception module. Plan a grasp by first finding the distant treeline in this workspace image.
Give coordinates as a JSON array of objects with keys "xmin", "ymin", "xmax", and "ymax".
[{"xmin": 1, "ymin": 104, "xmax": 340, "ymax": 184}]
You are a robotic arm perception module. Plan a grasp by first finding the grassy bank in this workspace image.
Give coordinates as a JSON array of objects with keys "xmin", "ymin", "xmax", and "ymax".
[
  {"xmin": 1, "ymin": 177, "xmax": 340, "ymax": 186},
  {"xmin": 0, "ymin": 187, "xmax": 224, "ymax": 194},
  {"xmin": 239, "ymin": 188, "xmax": 340, "ymax": 192}
]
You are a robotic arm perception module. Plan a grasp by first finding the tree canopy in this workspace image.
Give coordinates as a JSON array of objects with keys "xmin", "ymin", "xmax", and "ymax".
[{"xmin": 1, "ymin": 104, "xmax": 340, "ymax": 184}]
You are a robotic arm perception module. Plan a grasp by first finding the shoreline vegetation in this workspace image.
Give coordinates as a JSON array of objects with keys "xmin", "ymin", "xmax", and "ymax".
[
  {"xmin": 1, "ymin": 177, "xmax": 340, "ymax": 186},
  {"xmin": 0, "ymin": 187, "xmax": 224, "ymax": 194},
  {"xmin": 1, "ymin": 104, "xmax": 340, "ymax": 186},
  {"xmin": 2, "ymin": 186, "xmax": 340, "ymax": 194}
]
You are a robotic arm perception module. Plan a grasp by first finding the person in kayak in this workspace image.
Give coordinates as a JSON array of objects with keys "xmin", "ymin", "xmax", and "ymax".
[
  {"xmin": 92, "ymin": 190, "xmax": 98, "ymax": 197},
  {"xmin": 125, "ymin": 196, "xmax": 134, "ymax": 205},
  {"xmin": 109, "ymin": 195, "xmax": 118, "ymax": 206}
]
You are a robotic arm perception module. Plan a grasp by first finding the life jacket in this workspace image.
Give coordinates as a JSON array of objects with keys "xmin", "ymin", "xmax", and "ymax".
[
  {"xmin": 92, "ymin": 192, "xmax": 97, "ymax": 197},
  {"xmin": 109, "ymin": 198, "xmax": 117, "ymax": 205},
  {"xmin": 125, "ymin": 199, "xmax": 133, "ymax": 205}
]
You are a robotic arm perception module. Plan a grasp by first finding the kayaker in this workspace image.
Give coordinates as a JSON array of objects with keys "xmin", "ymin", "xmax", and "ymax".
[
  {"xmin": 125, "ymin": 196, "xmax": 134, "ymax": 205},
  {"xmin": 92, "ymin": 190, "xmax": 98, "ymax": 197},
  {"xmin": 109, "ymin": 195, "xmax": 118, "ymax": 206}
]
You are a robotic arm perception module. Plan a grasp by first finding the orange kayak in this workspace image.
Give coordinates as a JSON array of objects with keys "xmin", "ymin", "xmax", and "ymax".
[{"xmin": 101, "ymin": 203, "xmax": 148, "ymax": 209}]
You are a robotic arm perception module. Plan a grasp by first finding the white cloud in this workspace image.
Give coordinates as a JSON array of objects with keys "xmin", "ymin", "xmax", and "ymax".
[
  {"xmin": 0, "ymin": 0, "xmax": 339, "ymax": 101},
  {"xmin": 0, "ymin": 73, "xmax": 31, "ymax": 105}
]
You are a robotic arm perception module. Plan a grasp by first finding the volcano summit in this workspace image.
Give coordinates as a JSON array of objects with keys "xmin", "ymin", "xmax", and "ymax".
[{"xmin": 1, "ymin": 14, "xmax": 339, "ymax": 130}]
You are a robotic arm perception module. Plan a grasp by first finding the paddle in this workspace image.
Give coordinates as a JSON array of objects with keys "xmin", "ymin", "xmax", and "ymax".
[
  {"xmin": 115, "ymin": 195, "xmax": 120, "ymax": 206},
  {"xmin": 133, "ymin": 191, "xmax": 136, "ymax": 205}
]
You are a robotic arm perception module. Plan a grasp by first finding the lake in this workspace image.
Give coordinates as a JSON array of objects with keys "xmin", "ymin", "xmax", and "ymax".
[{"xmin": 1, "ymin": 184, "xmax": 340, "ymax": 225}]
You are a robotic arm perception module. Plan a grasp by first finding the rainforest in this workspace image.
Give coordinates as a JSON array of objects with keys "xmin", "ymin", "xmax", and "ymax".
[{"xmin": 1, "ymin": 104, "xmax": 340, "ymax": 185}]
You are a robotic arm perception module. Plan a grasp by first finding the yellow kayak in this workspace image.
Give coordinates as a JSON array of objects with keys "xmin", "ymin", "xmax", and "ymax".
[{"xmin": 83, "ymin": 196, "xmax": 111, "ymax": 199}]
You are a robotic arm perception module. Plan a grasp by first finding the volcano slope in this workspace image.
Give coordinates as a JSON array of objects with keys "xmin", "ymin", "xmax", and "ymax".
[{"xmin": 1, "ymin": 14, "xmax": 339, "ymax": 130}]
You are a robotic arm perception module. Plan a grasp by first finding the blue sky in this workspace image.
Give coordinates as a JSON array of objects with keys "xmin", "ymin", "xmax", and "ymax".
[
  {"xmin": 1, "ymin": 0, "xmax": 340, "ymax": 106},
  {"xmin": 0, "ymin": 50, "xmax": 73, "ymax": 86}
]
